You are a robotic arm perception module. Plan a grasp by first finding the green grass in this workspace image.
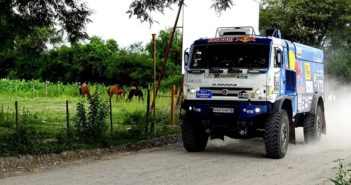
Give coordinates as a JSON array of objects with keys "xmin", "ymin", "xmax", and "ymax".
[{"xmin": 0, "ymin": 79, "xmax": 181, "ymax": 155}]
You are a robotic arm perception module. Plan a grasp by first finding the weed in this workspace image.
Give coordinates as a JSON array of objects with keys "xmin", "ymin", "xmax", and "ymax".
[{"xmin": 330, "ymin": 159, "xmax": 351, "ymax": 185}]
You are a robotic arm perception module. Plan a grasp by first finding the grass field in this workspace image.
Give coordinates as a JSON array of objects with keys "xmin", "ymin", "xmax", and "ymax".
[{"xmin": 0, "ymin": 79, "xmax": 181, "ymax": 155}]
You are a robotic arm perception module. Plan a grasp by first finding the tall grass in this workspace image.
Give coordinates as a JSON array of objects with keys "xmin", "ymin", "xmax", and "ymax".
[{"xmin": 0, "ymin": 79, "xmax": 107, "ymax": 98}]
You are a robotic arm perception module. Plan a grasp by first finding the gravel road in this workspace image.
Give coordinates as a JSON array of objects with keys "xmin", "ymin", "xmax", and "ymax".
[
  {"xmin": 1, "ymin": 128, "xmax": 350, "ymax": 185},
  {"xmin": 1, "ymin": 96, "xmax": 351, "ymax": 185}
]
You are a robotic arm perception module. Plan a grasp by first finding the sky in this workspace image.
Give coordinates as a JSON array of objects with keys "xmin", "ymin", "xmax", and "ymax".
[{"xmin": 85, "ymin": 0, "xmax": 260, "ymax": 49}]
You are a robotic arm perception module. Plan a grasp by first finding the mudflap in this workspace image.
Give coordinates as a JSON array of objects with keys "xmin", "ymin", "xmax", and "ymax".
[{"xmin": 289, "ymin": 120, "xmax": 296, "ymax": 144}]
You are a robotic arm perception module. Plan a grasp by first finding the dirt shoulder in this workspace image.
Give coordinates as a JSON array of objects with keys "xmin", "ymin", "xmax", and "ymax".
[{"xmin": 0, "ymin": 134, "xmax": 181, "ymax": 178}]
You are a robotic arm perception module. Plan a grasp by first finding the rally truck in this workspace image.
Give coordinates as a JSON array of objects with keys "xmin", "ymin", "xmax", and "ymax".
[{"xmin": 181, "ymin": 27, "xmax": 326, "ymax": 158}]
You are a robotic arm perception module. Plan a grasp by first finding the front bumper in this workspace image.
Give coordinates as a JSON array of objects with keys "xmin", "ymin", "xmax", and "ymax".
[{"xmin": 182, "ymin": 100, "xmax": 272, "ymax": 121}]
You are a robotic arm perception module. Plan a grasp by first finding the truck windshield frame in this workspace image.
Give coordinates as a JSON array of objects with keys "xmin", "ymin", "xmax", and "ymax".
[{"xmin": 190, "ymin": 43, "xmax": 270, "ymax": 69}]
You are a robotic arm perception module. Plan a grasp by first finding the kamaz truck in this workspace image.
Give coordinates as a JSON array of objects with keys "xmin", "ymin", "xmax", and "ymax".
[{"xmin": 181, "ymin": 27, "xmax": 326, "ymax": 159}]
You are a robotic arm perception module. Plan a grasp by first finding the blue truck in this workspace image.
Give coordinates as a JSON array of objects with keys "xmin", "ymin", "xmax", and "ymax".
[{"xmin": 181, "ymin": 27, "xmax": 326, "ymax": 158}]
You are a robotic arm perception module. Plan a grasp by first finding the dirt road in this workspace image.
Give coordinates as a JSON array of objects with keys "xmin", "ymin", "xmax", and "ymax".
[
  {"xmin": 1, "ymin": 96, "xmax": 351, "ymax": 185},
  {"xmin": 0, "ymin": 130, "xmax": 350, "ymax": 185}
]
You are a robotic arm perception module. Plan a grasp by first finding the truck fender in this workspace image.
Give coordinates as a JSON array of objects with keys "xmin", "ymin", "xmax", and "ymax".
[
  {"xmin": 310, "ymin": 94, "xmax": 324, "ymax": 114},
  {"xmin": 270, "ymin": 96, "xmax": 292, "ymax": 114}
]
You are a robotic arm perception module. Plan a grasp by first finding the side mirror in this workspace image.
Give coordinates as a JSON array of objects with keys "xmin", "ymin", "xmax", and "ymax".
[
  {"xmin": 184, "ymin": 51, "xmax": 189, "ymax": 66},
  {"xmin": 275, "ymin": 48, "xmax": 282, "ymax": 67}
]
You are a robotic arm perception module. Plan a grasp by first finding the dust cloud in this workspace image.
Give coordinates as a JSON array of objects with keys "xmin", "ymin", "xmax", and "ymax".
[
  {"xmin": 292, "ymin": 79, "xmax": 351, "ymax": 154},
  {"xmin": 322, "ymin": 79, "xmax": 351, "ymax": 147}
]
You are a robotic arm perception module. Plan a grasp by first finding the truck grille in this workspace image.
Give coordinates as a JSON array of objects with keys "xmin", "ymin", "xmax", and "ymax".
[{"xmin": 200, "ymin": 87, "xmax": 253, "ymax": 97}]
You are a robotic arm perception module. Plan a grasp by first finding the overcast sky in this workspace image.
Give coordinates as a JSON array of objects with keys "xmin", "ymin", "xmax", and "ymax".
[{"xmin": 85, "ymin": 0, "xmax": 260, "ymax": 48}]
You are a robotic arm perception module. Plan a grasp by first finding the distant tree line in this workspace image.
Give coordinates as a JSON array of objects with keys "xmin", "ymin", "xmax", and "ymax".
[{"xmin": 0, "ymin": 28, "xmax": 183, "ymax": 88}]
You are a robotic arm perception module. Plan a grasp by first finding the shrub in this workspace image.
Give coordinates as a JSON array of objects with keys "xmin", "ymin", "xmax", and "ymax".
[{"xmin": 73, "ymin": 92, "xmax": 109, "ymax": 141}]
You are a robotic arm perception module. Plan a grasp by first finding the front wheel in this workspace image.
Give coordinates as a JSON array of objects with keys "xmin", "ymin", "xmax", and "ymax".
[
  {"xmin": 181, "ymin": 113, "xmax": 208, "ymax": 152},
  {"xmin": 264, "ymin": 110, "xmax": 289, "ymax": 159}
]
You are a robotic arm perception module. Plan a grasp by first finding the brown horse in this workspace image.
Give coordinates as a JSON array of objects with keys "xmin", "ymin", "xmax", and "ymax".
[
  {"xmin": 79, "ymin": 82, "xmax": 91, "ymax": 98},
  {"xmin": 107, "ymin": 85, "xmax": 126, "ymax": 101}
]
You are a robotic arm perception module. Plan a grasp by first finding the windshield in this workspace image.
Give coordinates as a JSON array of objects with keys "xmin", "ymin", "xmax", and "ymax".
[{"xmin": 190, "ymin": 44, "xmax": 270, "ymax": 69}]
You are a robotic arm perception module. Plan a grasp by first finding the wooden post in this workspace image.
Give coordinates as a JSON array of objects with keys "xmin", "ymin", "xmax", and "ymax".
[
  {"xmin": 176, "ymin": 75, "xmax": 184, "ymax": 105},
  {"xmin": 152, "ymin": 33, "xmax": 157, "ymax": 117},
  {"xmin": 170, "ymin": 85, "xmax": 176, "ymax": 128},
  {"xmin": 15, "ymin": 101, "xmax": 19, "ymax": 141},
  {"xmin": 66, "ymin": 100, "xmax": 70, "ymax": 136},
  {"xmin": 109, "ymin": 96, "xmax": 113, "ymax": 137},
  {"xmin": 145, "ymin": 85, "xmax": 150, "ymax": 135},
  {"xmin": 150, "ymin": 2, "xmax": 183, "ymax": 111}
]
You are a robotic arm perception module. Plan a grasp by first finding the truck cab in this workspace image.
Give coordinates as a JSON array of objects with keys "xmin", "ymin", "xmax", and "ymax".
[{"xmin": 181, "ymin": 27, "xmax": 326, "ymax": 159}]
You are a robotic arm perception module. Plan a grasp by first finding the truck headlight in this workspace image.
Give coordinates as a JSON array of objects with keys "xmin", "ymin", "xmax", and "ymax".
[
  {"xmin": 189, "ymin": 88, "xmax": 196, "ymax": 94},
  {"xmin": 255, "ymin": 89, "xmax": 262, "ymax": 95}
]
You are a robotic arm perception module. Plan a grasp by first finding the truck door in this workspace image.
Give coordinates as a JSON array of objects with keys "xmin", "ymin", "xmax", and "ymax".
[{"xmin": 283, "ymin": 46, "xmax": 297, "ymax": 95}]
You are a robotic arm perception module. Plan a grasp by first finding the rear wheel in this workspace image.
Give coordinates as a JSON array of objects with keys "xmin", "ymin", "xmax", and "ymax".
[
  {"xmin": 181, "ymin": 113, "xmax": 208, "ymax": 152},
  {"xmin": 264, "ymin": 110, "xmax": 289, "ymax": 159},
  {"xmin": 303, "ymin": 106, "xmax": 324, "ymax": 143}
]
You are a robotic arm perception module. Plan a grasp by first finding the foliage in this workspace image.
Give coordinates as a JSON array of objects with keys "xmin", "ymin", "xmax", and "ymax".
[
  {"xmin": 260, "ymin": 0, "xmax": 351, "ymax": 48},
  {"xmin": 0, "ymin": 108, "xmax": 45, "ymax": 155},
  {"xmin": 41, "ymin": 36, "xmax": 114, "ymax": 83},
  {"xmin": 0, "ymin": 0, "xmax": 91, "ymax": 48},
  {"xmin": 330, "ymin": 159, "xmax": 351, "ymax": 185},
  {"xmin": 73, "ymin": 92, "xmax": 109, "ymax": 141},
  {"xmin": 146, "ymin": 28, "xmax": 182, "ymax": 65},
  {"xmin": 260, "ymin": 0, "xmax": 351, "ymax": 82},
  {"xmin": 127, "ymin": 0, "xmax": 233, "ymax": 25},
  {"xmin": 117, "ymin": 109, "xmax": 147, "ymax": 140}
]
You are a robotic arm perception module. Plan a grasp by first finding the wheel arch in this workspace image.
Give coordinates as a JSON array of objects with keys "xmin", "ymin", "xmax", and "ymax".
[
  {"xmin": 271, "ymin": 97, "xmax": 293, "ymax": 121},
  {"xmin": 271, "ymin": 96, "xmax": 295, "ymax": 143}
]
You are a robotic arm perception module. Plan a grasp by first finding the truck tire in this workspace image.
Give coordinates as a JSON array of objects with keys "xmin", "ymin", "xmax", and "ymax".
[
  {"xmin": 181, "ymin": 113, "xmax": 208, "ymax": 152},
  {"xmin": 264, "ymin": 110, "xmax": 289, "ymax": 159},
  {"xmin": 303, "ymin": 106, "xmax": 323, "ymax": 143}
]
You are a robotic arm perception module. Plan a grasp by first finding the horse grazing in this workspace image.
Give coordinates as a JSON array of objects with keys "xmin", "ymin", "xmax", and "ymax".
[
  {"xmin": 127, "ymin": 88, "xmax": 144, "ymax": 102},
  {"xmin": 79, "ymin": 83, "xmax": 91, "ymax": 98},
  {"xmin": 107, "ymin": 85, "xmax": 126, "ymax": 101}
]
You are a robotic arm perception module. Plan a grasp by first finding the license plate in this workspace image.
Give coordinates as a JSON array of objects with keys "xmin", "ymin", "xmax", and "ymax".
[{"xmin": 213, "ymin": 107, "xmax": 234, "ymax": 113}]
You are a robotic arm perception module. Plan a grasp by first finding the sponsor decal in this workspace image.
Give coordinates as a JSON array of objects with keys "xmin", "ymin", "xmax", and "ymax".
[
  {"xmin": 235, "ymin": 37, "xmax": 256, "ymax": 43},
  {"xmin": 295, "ymin": 61, "xmax": 302, "ymax": 80},
  {"xmin": 306, "ymin": 81, "xmax": 313, "ymax": 93},
  {"xmin": 196, "ymin": 89, "xmax": 212, "ymax": 98},
  {"xmin": 305, "ymin": 63, "xmax": 311, "ymax": 80},
  {"xmin": 208, "ymin": 37, "xmax": 234, "ymax": 43}
]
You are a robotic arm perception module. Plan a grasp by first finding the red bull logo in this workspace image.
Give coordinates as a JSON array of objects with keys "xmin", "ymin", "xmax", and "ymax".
[{"xmin": 235, "ymin": 37, "xmax": 256, "ymax": 43}]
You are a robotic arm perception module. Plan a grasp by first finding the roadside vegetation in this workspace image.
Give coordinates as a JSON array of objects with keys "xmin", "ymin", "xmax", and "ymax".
[
  {"xmin": 330, "ymin": 159, "xmax": 351, "ymax": 185},
  {"xmin": 0, "ymin": 79, "xmax": 181, "ymax": 156}
]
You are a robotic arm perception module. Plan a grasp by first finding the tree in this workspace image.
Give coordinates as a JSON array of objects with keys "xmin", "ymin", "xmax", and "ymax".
[
  {"xmin": 146, "ymin": 28, "xmax": 182, "ymax": 65},
  {"xmin": 0, "ymin": 27, "xmax": 62, "ymax": 79},
  {"xmin": 0, "ymin": 0, "xmax": 92, "ymax": 49},
  {"xmin": 260, "ymin": 0, "xmax": 351, "ymax": 82},
  {"xmin": 260, "ymin": 0, "xmax": 351, "ymax": 48},
  {"xmin": 127, "ymin": 0, "xmax": 234, "ymax": 25}
]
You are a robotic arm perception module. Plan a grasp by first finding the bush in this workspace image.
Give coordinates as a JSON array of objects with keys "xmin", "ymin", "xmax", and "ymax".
[{"xmin": 73, "ymin": 92, "xmax": 109, "ymax": 141}]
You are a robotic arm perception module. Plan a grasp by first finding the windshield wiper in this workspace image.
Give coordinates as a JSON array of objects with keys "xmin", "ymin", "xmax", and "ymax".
[
  {"xmin": 228, "ymin": 68, "xmax": 242, "ymax": 73},
  {"xmin": 248, "ymin": 68, "xmax": 268, "ymax": 74},
  {"xmin": 209, "ymin": 68, "xmax": 223, "ymax": 73},
  {"xmin": 188, "ymin": 69, "xmax": 205, "ymax": 74}
]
